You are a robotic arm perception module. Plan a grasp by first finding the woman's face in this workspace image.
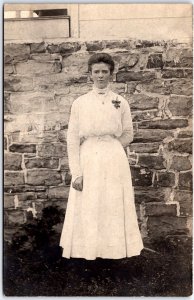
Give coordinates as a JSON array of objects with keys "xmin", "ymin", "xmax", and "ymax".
[{"xmin": 90, "ymin": 62, "xmax": 112, "ymax": 89}]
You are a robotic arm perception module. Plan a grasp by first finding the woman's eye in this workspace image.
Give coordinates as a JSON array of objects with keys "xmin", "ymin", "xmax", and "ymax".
[{"xmin": 93, "ymin": 70, "xmax": 109, "ymax": 75}]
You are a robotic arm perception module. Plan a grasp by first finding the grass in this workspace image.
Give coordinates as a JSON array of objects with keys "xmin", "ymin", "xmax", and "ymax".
[{"xmin": 3, "ymin": 206, "xmax": 192, "ymax": 296}]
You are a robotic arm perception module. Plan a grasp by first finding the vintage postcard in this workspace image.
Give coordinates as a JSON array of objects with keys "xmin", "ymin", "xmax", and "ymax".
[{"xmin": 4, "ymin": 3, "xmax": 192, "ymax": 297}]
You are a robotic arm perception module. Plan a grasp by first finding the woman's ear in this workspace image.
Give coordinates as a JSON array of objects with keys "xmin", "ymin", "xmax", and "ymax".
[
  {"xmin": 89, "ymin": 71, "xmax": 93, "ymax": 82},
  {"xmin": 109, "ymin": 73, "xmax": 114, "ymax": 81}
]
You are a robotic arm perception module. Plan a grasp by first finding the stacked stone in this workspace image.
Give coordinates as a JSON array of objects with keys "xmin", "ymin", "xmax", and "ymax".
[{"xmin": 4, "ymin": 40, "xmax": 192, "ymax": 245}]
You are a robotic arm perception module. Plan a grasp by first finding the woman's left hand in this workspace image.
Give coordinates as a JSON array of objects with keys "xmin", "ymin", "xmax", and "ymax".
[
  {"xmin": 72, "ymin": 176, "xmax": 83, "ymax": 191},
  {"xmin": 80, "ymin": 137, "xmax": 86, "ymax": 145}
]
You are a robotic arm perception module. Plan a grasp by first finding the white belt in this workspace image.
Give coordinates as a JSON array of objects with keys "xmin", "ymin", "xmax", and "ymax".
[{"xmin": 82, "ymin": 134, "xmax": 115, "ymax": 143}]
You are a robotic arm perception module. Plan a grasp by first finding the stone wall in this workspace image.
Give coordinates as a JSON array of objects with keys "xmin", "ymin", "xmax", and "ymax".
[{"xmin": 4, "ymin": 39, "xmax": 192, "ymax": 246}]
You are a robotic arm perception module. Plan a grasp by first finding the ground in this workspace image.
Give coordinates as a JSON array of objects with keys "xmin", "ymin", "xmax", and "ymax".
[{"xmin": 3, "ymin": 206, "xmax": 192, "ymax": 296}]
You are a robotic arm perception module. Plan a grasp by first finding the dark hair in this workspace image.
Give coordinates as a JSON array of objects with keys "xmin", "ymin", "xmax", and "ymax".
[{"xmin": 88, "ymin": 53, "xmax": 115, "ymax": 74}]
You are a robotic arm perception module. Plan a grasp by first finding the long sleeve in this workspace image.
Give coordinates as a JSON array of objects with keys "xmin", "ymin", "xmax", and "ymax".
[
  {"xmin": 67, "ymin": 100, "xmax": 82, "ymax": 182},
  {"xmin": 118, "ymin": 99, "xmax": 134, "ymax": 148}
]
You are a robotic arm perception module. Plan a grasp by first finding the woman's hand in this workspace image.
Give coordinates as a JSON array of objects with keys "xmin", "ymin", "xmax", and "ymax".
[
  {"xmin": 72, "ymin": 176, "xmax": 83, "ymax": 191},
  {"xmin": 80, "ymin": 137, "xmax": 86, "ymax": 145}
]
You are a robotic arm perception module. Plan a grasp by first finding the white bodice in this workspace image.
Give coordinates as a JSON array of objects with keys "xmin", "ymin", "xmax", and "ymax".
[
  {"xmin": 67, "ymin": 88, "xmax": 133, "ymax": 180},
  {"xmin": 78, "ymin": 89, "xmax": 123, "ymax": 138}
]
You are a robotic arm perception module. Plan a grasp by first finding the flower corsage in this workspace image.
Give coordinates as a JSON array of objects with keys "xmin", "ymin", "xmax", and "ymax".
[{"xmin": 112, "ymin": 97, "xmax": 121, "ymax": 109}]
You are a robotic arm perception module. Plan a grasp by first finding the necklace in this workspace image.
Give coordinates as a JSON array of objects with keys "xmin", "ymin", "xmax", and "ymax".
[
  {"xmin": 93, "ymin": 85, "xmax": 109, "ymax": 105},
  {"xmin": 99, "ymin": 95, "xmax": 105, "ymax": 105}
]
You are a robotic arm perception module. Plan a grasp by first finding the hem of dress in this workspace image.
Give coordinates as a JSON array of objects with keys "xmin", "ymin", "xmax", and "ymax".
[{"xmin": 61, "ymin": 247, "xmax": 144, "ymax": 260}]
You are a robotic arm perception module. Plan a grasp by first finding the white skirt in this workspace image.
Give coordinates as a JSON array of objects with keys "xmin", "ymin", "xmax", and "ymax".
[{"xmin": 60, "ymin": 135, "xmax": 144, "ymax": 260}]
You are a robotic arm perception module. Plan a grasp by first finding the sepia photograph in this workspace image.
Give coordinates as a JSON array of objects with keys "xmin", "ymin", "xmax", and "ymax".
[{"xmin": 3, "ymin": 3, "xmax": 193, "ymax": 297}]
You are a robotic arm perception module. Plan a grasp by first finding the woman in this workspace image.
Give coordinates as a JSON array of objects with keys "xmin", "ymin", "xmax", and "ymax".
[{"xmin": 60, "ymin": 53, "xmax": 143, "ymax": 260}]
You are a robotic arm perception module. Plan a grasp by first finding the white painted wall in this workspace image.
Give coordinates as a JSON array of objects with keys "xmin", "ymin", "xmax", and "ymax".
[{"xmin": 79, "ymin": 4, "xmax": 192, "ymax": 41}]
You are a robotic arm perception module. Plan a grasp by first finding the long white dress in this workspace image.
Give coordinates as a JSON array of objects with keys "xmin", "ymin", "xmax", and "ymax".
[{"xmin": 60, "ymin": 86, "xmax": 144, "ymax": 260}]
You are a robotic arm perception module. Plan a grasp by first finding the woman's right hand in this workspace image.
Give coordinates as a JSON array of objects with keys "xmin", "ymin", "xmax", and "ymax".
[{"xmin": 72, "ymin": 176, "xmax": 83, "ymax": 191}]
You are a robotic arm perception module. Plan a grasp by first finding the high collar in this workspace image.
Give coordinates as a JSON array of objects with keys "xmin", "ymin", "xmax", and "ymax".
[{"xmin": 92, "ymin": 85, "xmax": 110, "ymax": 96}]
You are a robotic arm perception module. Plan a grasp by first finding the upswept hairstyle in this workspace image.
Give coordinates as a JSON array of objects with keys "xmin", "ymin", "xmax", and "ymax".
[{"xmin": 88, "ymin": 53, "xmax": 115, "ymax": 74}]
